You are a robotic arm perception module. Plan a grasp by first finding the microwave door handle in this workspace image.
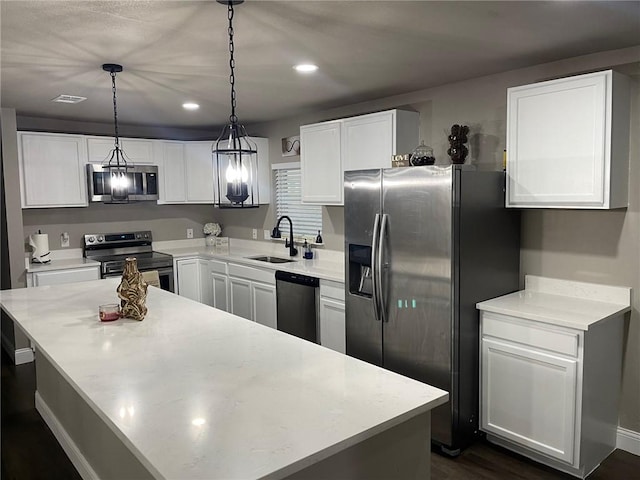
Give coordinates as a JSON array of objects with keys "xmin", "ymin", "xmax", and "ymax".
[
  {"xmin": 371, "ymin": 213, "xmax": 382, "ymax": 322},
  {"xmin": 378, "ymin": 214, "xmax": 388, "ymax": 323}
]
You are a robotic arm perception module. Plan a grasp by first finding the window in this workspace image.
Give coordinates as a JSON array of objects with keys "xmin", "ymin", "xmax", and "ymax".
[{"xmin": 274, "ymin": 164, "xmax": 322, "ymax": 240}]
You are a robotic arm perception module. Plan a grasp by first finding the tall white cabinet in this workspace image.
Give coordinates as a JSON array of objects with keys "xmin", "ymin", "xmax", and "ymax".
[
  {"xmin": 300, "ymin": 109, "xmax": 419, "ymax": 205},
  {"xmin": 506, "ymin": 70, "xmax": 630, "ymax": 209},
  {"xmin": 18, "ymin": 132, "xmax": 88, "ymax": 208},
  {"xmin": 477, "ymin": 276, "xmax": 631, "ymax": 479}
]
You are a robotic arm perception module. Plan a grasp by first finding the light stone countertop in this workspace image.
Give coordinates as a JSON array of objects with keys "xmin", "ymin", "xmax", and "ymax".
[
  {"xmin": 26, "ymin": 257, "xmax": 100, "ymax": 273},
  {"xmin": 25, "ymin": 239, "xmax": 345, "ymax": 283},
  {"xmin": 0, "ymin": 279, "xmax": 447, "ymax": 479},
  {"xmin": 157, "ymin": 239, "xmax": 345, "ymax": 283},
  {"xmin": 476, "ymin": 275, "xmax": 632, "ymax": 331}
]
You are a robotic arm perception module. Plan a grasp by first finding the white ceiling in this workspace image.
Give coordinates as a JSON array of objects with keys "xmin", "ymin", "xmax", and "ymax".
[{"xmin": 1, "ymin": 1, "xmax": 639, "ymax": 129}]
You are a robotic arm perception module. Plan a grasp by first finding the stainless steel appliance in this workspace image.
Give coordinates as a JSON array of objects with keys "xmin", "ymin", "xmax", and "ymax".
[
  {"xmin": 275, "ymin": 271, "xmax": 319, "ymax": 342},
  {"xmin": 344, "ymin": 165, "xmax": 520, "ymax": 454},
  {"xmin": 86, "ymin": 164, "xmax": 159, "ymax": 202},
  {"xmin": 83, "ymin": 230, "xmax": 174, "ymax": 292}
]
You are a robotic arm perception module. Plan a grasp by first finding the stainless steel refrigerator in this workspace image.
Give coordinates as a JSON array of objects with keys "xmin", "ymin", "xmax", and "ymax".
[{"xmin": 344, "ymin": 165, "xmax": 520, "ymax": 454}]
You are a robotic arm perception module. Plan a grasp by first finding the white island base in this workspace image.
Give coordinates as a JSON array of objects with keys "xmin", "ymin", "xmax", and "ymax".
[{"xmin": 1, "ymin": 280, "xmax": 447, "ymax": 480}]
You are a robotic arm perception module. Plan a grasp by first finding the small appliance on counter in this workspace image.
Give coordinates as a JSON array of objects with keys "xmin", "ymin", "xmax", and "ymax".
[{"xmin": 28, "ymin": 231, "xmax": 50, "ymax": 264}]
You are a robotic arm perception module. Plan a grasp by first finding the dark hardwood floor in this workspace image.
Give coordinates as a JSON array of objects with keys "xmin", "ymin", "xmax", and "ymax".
[{"xmin": 2, "ymin": 349, "xmax": 638, "ymax": 479}]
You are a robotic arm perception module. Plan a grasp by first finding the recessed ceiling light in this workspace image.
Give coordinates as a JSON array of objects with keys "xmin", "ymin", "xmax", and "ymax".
[
  {"xmin": 294, "ymin": 64, "xmax": 318, "ymax": 73},
  {"xmin": 183, "ymin": 102, "xmax": 200, "ymax": 111},
  {"xmin": 51, "ymin": 94, "xmax": 87, "ymax": 104}
]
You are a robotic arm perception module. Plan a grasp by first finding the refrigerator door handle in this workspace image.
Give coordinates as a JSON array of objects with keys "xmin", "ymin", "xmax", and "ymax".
[
  {"xmin": 371, "ymin": 213, "xmax": 382, "ymax": 322},
  {"xmin": 378, "ymin": 213, "xmax": 388, "ymax": 323}
]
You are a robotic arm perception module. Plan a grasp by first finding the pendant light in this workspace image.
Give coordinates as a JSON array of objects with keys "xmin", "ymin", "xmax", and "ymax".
[
  {"xmin": 102, "ymin": 63, "xmax": 130, "ymax": 204},
  {"xmin": 213, "ymin": 0, "xmax": 259, "ymax": 208}
]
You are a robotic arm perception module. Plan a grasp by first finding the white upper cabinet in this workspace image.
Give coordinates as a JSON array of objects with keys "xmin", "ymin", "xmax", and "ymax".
[
  {"xmin": 300, "ymin": 109, "xmax": 419, "ymax": 205},
  {"xmin": 159, "ymin": 141, "xmax": 187, "ymax": 203},
  {"xmin": 300, "ymin": 120, "xmax": 343, "ymax": 204},
  {"xmin": 506, "ymin": 70, "xmax": 630, "ymax": 209},
  {"xmin": 87, "ymin": 136, "xmax": 155, "ymax": 164},
  {"xmin": 185, "ymin": 141, "xmax": 215, "ymax": 203},
  {"xmin": 18, "ymin": 132, "xmax": 88, "ymax": 208},
  {"xmin": 342, "ymin": 110, "xmax": 419, "ymax": 171},
  {"xmin": 159, "ymin": 140, "xmax": 216, "ymax": 204}
]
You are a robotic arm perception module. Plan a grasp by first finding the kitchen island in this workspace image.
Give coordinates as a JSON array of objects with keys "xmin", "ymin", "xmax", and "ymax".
[{"xmin": 0, "ymin": 279, "xmax": 447, "ymax": 479}]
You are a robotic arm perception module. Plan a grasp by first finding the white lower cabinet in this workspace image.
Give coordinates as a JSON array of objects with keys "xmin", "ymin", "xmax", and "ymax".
[
  {"xmin": 481, "ymin": 337, "xmax": 577, "ymax": 463},
  {"xmin": 175, "ymin": 258, "xmax": 211, "ymax": 305},
  {"xmin": 319, "ymin": 280, "xmax": 345, "ymax": 353},
  {"xmin": 27, "ymin": 266, "xmax": 100, "ymax": 287},
  {"xmin": 479, "ymin": 310, "xmax": 624, "ymax": 478},
  {"xmin": 229, "ymin": 276, "xmax": 252, "ymax": 320},
  {"xmin": 209, "ymin": 260, "xmax": 229, "ymax": 312},
  {"xmin": 228, "ymin": 263, "xmax": 277, "ymax": 328}
]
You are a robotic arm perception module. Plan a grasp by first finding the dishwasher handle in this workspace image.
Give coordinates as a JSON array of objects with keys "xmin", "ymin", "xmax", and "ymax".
[{"xmin": 275, "ymin": 271, "xmax": 319, "ymax": 288}]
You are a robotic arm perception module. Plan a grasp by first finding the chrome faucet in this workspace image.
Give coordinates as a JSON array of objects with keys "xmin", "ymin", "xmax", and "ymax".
[{"xmin": 272, "ymin": 215, "xmax": 298, "ymax": 257}]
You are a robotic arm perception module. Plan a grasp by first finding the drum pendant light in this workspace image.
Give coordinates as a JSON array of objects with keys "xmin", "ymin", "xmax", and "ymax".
[
  {"xmin": 102, "ymin": 63, "xmax": 130, "ymax": 204},
  {"xmin": 213, "ymin": 0, "xmax": 259, "ymax": 208}
]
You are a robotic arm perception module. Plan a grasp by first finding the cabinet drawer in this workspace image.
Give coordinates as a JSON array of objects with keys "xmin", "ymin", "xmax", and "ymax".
[
  {"xmin": 320, "ymin": 280, "xmax": 345, "ymax": 301},
  {"xmin": 228, "ymin": 263, "xmax": 274, "ymax": 285},
  {"xmin": 481, "ymin": 312, "xmax": 579, "ymax": 357},
  {"xmin": 209, "ymin": 259, "xmax": 228, "ymax": 275}
]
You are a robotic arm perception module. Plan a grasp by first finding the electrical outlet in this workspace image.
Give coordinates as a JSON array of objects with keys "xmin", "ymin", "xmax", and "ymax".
[
  {"xmin": 61, "ymin": 232, "xmax": 70, "ymax": 248},
  {"xmin": 187, "ymin": 228, "xmax": 194, "ymax": 239},
  {"xmin": 264, "ymin": 230, "xmax": 271, "ymax": 240},
  {"xmin": 252, "ymin": 228, "xmax": 258, "ymax": 240}
]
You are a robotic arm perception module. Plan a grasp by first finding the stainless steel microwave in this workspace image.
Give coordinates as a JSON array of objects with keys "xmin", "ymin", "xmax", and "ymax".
[{"xmin": 87, "ymin": 164, "xmax": 159, "ymax": 202}]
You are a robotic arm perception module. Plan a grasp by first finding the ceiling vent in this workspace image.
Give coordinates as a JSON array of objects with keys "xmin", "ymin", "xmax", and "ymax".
[{"xmin": 51, "ymin": 94, "xmax": 87, "ymax": 104}]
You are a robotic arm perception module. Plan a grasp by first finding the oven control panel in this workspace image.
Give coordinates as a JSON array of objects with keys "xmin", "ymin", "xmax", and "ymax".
[{"xmin": 83, "ymin": 231, "xmax": 152, "ymax": 246}]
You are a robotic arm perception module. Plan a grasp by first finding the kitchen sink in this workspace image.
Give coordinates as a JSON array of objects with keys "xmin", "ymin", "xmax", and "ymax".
[{"xmin": 247, "ymin": 255, "xmax": 296, "ymax": 264}]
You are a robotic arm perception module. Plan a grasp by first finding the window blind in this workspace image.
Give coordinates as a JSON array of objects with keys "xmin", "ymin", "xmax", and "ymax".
[{"xmin": 274, "ymin": 168, "xmax": 322, "ymax": 238}]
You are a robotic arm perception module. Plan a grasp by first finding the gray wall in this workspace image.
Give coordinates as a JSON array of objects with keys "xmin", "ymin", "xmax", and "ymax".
[
  {"xmin": 3, "ymin": 46, "xmax": 639, "ymax": 432},
  {"xmin": 248, "ymin": 46, "xmax": 640, "ymax": 432}
]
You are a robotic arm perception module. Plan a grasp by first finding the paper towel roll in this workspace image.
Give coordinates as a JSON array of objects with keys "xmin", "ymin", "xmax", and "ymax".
[{"xmin": 29, "ymin": 234, "xmax": 50, "ymax": 264}]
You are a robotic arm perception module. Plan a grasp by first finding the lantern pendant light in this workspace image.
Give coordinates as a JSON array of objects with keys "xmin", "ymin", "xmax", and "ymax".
[
  {"xmin": 102, "ymin": 63, "xmax": 130, "ymax": 204},
  {"xmin": 213, "ymin": 0, "xmax": 259, "ymax": 208}
]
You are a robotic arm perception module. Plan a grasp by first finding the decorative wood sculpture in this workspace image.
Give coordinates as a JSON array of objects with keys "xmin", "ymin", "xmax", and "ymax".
[{"xmin": 117, "ymin": 257, "xmax": 148, "ymax": 321}]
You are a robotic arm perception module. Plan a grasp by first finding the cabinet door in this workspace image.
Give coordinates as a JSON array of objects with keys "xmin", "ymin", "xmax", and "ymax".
[
  {"xmin": 87, "ymin": 137, "xmax": 155, "ymax": 164},
  {"xmin": 211, "ymin": 273, "xmax": 229, "ymax": 312},
  {"xmin": 342, "ymin": 111, "xmax": 394, "ymax": 171},
  {"xmin": 176, "ymin": 259, "xmax": 200, "ymax": 301},
  {"xmin": 252, "ymin": 282, "xmax": 277, "ymax": 329},
  {"xmin": 197, "ymin": 259, "xmax": 212, "ymax": 306},
  {"xmin": 229, "ymin": 277, "xmax": 252, "ymax": 320},
  {"xmin": 319, "ymin": 297, "xmax": 346, "ymax": 353},
  {"xmin": 481, "ymin": 338, "xmax": 577, "ymax": 464},
  {"xmin": 507, "ymin": 72, "xmax": 608, "ymax": 208},
  {"xmin": 300, "ymin": 121, "xmax": 343, "ymax": 204},
  {"xmin": 185, "ymin": 142, "xmax": 215, "ymax": 203},
  {"xmin": 19, "ymin": 133, "xmax": 88, "ymax": 208},
  {"xmin": 33, "ymin": 267, "xmax": 100, "ymax": 286},
  {"xmin": 161, "ymin": 142, "xmax": 186, "ymax": 203}
]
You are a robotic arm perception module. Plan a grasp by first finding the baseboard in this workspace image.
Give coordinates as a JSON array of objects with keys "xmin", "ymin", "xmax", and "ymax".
[
  {"xmin": 35, "ymin": 391, "xmax": 100, "ymax": 480},
  {"xmin": 0, "ymin": 332, "xmax": 34, "ymax": 365},
  {"xmin": 617, "ymin": 427, "xmax": 640, "ymax": 456}
]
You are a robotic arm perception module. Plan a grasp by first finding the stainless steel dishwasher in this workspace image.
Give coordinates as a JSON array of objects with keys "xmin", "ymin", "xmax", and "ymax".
[{"xmin": 275, "ymin": 271, "xmax": 320, "ymax": 343}]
